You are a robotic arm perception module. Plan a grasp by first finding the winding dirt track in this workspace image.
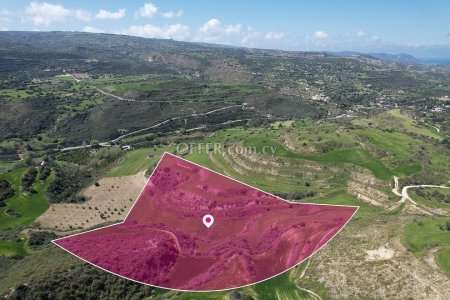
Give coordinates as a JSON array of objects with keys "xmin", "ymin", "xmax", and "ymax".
[{"xmin": 391, "ymin": 176, "xmax": 450, "ymax": 215}]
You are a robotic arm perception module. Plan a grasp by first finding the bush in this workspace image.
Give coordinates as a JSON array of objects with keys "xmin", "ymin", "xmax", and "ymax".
[
  {"xmin": 21, "ymin": 167, "xmax": 38, "ymax": 192},
  {"xmin": 28, "ymin": 231, "xmax": 58, "ymax": 249},
  {"xmin": 439, "ymin": 222, "xmax": 450, "ymax": 231},
  {"xmin": 0, "ymin": 178, "xmax": 15, "ymax": 205},
  {"xmin": 38, "ymin": 165, "xmax": 51, "ymax": 181}
]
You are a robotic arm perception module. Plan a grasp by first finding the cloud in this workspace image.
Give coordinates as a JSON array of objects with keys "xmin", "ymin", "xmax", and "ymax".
[
  {"xmin": 138, "ymin": 3, "xmax": 158, "ymax": 18},
  {"xmin": 313, "ymin": 31, "xmax": 329, "ymax": 39},
  {"xmin": 197, "ymin": 18, "xmax": 241, "ymax": 42},
  {"xmin": 73, "ymin": 9, "xmax": 91, "ymax": 22},
  {"xmin": 95, "ymin": 9, "xmax": 126, "ymax": 20},
  {"xmin": 355, "ymin": 30, "xmax": 366, "ymax": 38},
  {"xmin": 83, "ymin": 26, "xmax": 104, "ymax": 33},
  {"xmin": 161, "ymin": 10, "xmax": 183, "ymax": 18},
  {"xmin": 264, "ymin": 31, "xmax": 285, "ymax": 40},
  {"xmin": 0, "ymin": 9, "xmax": 13, "ymax": 23},
  {"xmin": 241, "ymin": 27, "xmax": 262, "ymax": 44},
  {"xmin": 120, "ymin": 24, "xmax": 190, "ymax": 40},
  {"xmin": 25, "ymin": 2, "xmax": 91, "ymax": 26},
  {"xmin": 25, "ymin": 2, "xmax": 70, "ymax": 26},
  {"xmin": 137, "ymin": 3, "xmax": 183, "ymax": 19}
]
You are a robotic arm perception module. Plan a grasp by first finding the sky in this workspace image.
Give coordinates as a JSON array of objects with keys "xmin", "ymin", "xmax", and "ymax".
[{"xmin": 1, "ymin": 1, "xmax": 449, "ymax": 59}]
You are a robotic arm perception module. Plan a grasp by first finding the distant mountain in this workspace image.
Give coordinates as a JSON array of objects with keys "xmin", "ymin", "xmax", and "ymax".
[{"xmin": 329, "ymin": 51, "xmax": 422, "ymax": 64}]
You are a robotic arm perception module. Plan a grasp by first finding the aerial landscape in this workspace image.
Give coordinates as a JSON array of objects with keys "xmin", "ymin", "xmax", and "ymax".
[{"xmin": 0, "ymin": 1, "xmax": 449, "ymax": 299}]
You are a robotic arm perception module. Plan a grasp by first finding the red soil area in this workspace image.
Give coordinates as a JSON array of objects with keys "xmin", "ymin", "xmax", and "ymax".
[{"xmin": 54, "ymin": 153, "xmax": 357, "ymax": 291}]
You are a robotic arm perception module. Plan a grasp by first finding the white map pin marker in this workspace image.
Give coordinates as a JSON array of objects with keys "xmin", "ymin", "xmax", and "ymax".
[{"xmin": 202, "ymin": 214, "xmax": 214, "ymax": 228}]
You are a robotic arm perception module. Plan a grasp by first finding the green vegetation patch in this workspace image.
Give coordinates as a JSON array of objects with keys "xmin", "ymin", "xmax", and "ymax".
[
  {"xmin": 253, "ymin": 271, "xmax": 310, "ymax": 300},
  {"xmin": 96, "ymin": 81, "xmax": 161, "ymax": 95},
  {"xmin": 57, "ymin": 149, "xmax": 93, "ymax": 165},
  {"xmin": 0, "ymin": 168, "xmax": 54, "ymax": 231},
  {"xmin": 244, "ymin": 137, "xmax": 394, "ymax": 180},
  {"xmin": 0, "ymin": 239, "xmax": 28, "ymax": 257},
  {"xmin": 0, "ymin": 88, "xmax": 35, "ymax": 100},
  {"xmin": 402, "ymin": 217, "xmax": 450, "ymax": 258},
  {"xmin": 436, "ymin": 247, "xmax": 450, "ymax": 279},
  {"xmin": 107, "ymin": 147, "xmax": 173, "ymax": 177},
  {"xmin": 402, "ymin": 217, "xmax": 450, "ymax": 278},
  {"xmin": 385, "ymin": 109, "xmax": 443, "ymax": 140}
]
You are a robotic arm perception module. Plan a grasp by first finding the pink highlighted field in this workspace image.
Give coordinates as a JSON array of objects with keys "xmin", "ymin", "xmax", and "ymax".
[{"xmin": 53, "ymin": 153, "xmax": 357, "ymax": 291}]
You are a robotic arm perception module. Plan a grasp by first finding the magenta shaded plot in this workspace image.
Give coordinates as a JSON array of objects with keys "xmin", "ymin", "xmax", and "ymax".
[{"xmin": 53, "ymin": 153, "xmax": 357, "ymax": 291}]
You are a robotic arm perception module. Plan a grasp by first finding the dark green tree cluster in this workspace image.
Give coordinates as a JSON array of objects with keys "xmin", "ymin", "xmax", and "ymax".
[
  {"xmin": 0, "ymin": 147, "xmax": 20, "ymax": 162},
  {"xmin": 47, "ymin": 166, "xmax": 91, "ymax": 203},
  {"xmin": 27, "ymin": 231, "xmax": 58, "ymax": 250},
  {"xmin": 21, "ymin": 168, "xmax": 38, "ymax": 194},
  {"xmin": 38, "ymin": 164, "xmax": 52, "ymax": 181},
  {"xmin": 7, "ymin": 265, "xmax": 154, "ymax": 300},
  {"xmin": 0, "ymin": 178, "xmax": 15, "ymax": 206}
]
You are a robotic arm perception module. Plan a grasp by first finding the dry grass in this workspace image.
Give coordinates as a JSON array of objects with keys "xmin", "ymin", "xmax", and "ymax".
[{"xmin": 37, "ymin": 172, "xmax": 147, "ymax": 232}]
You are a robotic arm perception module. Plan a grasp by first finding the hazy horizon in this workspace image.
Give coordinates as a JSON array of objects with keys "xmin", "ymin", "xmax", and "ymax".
[{"xmin": 1, "ymin": 1, "xmax": 449, "ymax": 60}]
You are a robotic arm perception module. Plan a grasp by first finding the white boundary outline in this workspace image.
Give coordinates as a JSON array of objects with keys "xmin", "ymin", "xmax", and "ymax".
[{"xmin": 52, "ymin": 151, "xmax": 359, "ymax": 293}]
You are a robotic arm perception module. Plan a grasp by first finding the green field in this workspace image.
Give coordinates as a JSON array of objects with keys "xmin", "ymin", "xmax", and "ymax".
[
  {"xmin": 0, "ymin": 88, "xmax": 35, "ymax": 99},
  {"xmin": 270, "ymin": 120, "xmax": 295, "ymax": 128},
  {"xmin": 0, "ymin": 240, "xmax": 28, "ymax": 257},
  {"xmin": 106, "ymin": 147, "xmax": 173, "ymax": 177},
  {"xmin": 402, "ymin": 218, "xmax": 450, "ymax": 278},
  {"xmin": 174, "ymin": 291, "xmax": 228, "ymax": 300},
  {"xmin": 54, "ymin": 75, "xmax": 78, "ymax": 81},
  {"xmin": 0, "ymin": 168, "xmax": 53, "ymax": 257},
  {"xmin": 402, "ymin": 218, "xmax": 450, "ymax": 257},
  {"xmin": 385, "ymin": 109, "xmax": 443, "ymax": 140},
  {"xmin": 96, "ymin": 81, "xmax": 161, "ymax": 95},
  {"xmin": 436, "ymin": 248, "xmax": 450, "ymax": 279},
  {"xmin": 66, "ymin": 98, "xmax": 103, "ymax": 112},
  {"xmin": 0, "ymin": 168, "xmax": 54, "ymax": 231},
  {"xmin": 253, "ymin": 271, "xmax": 310, "ymax": 300}
]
